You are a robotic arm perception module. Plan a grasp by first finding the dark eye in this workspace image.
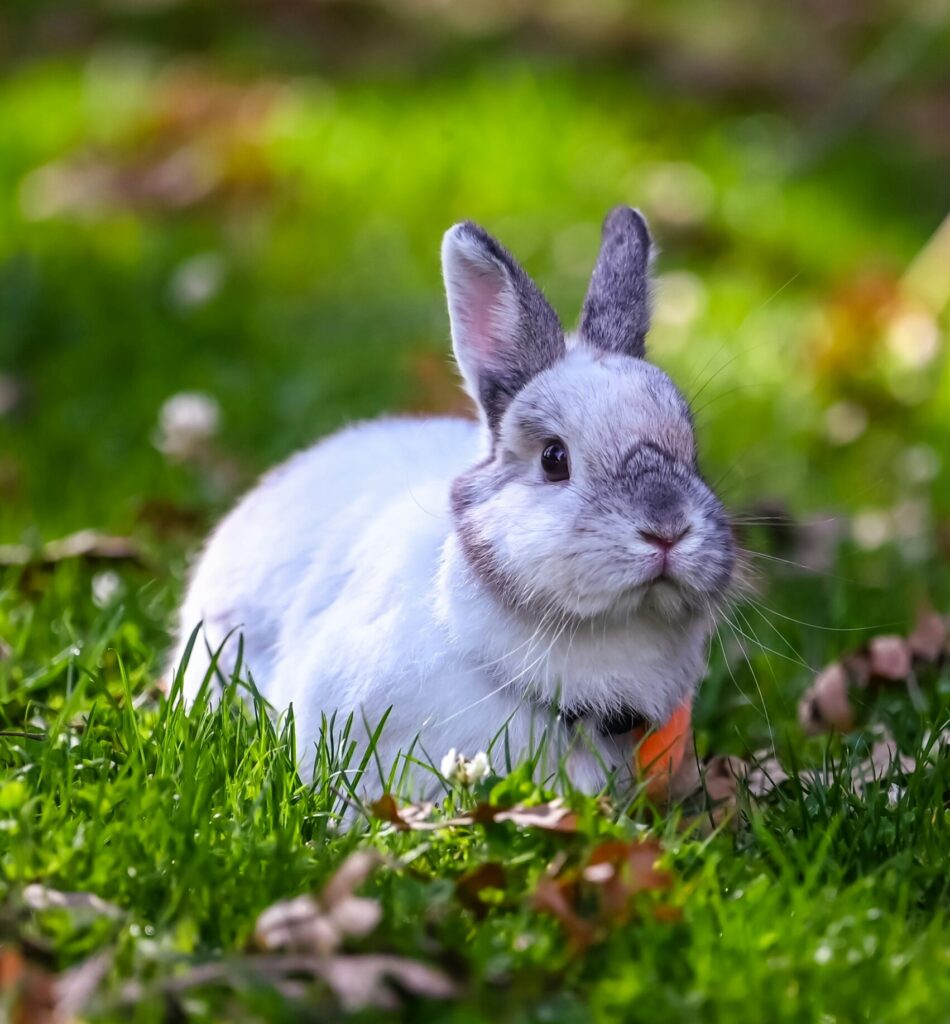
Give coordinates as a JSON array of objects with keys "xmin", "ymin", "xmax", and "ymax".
[{"xmin": 541, "ymin": 440, "xmax": 570, "ymax": 482}]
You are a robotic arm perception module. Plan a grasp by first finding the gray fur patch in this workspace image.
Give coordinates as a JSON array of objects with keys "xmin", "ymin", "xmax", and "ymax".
[
  {"xmin": 580, "ymin": 206, "xmax": 653, "ymax": 358},
  {"xmin": 443, "ymin": 222, "xmax": 565, "ymax": 433},
  {"xmin": 450, "ymin": 456, "xmax": 525, "ymax": 607}
]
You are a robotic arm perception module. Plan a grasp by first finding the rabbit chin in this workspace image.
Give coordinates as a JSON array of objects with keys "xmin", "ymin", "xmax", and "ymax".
[{"xmin": 548, "ymin": 575, "xmax": 705, "ymax": 624}]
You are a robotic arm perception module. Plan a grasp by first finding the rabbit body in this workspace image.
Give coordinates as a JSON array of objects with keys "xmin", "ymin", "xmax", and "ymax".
[
  {"xmin": 174, "ymin": 407, "xmax": 710, "ymax": 792},
  {"xmin": 171, "ymin": 208, "xmax": 735, "ymax": 796}
]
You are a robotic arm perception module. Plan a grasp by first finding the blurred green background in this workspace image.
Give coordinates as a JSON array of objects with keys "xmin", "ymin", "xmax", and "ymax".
[
  {"xmin": 2, "ymin": 10, "xmax": 950, "ymax": 1016},
  {"xmin": 0, "ymin": 0, "xmax": 948, "ymax": 583}
]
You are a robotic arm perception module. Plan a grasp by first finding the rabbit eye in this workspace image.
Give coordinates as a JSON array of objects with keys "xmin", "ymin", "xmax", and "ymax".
[{"xmin": 541, "ymin": 440, "xmax": 570, "ymax": 482}]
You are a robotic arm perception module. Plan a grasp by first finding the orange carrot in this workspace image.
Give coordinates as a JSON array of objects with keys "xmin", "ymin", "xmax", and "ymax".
[{"xmin": 633, "ymin": 700, "xmax": 692, "ymax": 799}]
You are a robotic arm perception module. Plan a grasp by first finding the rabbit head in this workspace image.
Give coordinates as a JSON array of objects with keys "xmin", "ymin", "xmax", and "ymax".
[{"xmin": 443, "ymin": 206, "xmax": 735, "ymax": 623}]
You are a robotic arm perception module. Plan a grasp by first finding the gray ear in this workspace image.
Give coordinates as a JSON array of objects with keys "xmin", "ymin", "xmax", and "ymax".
[
  {"xmin": 442, "ymin": 221, "xmax": 564, "ymax": 431},
  {"xmin": 580, "ymin": 206, "xmax": 653, "ymax": 358}
]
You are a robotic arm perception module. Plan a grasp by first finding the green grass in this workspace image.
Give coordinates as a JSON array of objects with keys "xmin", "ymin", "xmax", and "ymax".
[
  {"xmin": 1, "ymin": 6, "xmax": 949, "ymax": 1021},
  {"xmin": 1, "ymin": 560, "xmax": 948, "ymax": 1022}
]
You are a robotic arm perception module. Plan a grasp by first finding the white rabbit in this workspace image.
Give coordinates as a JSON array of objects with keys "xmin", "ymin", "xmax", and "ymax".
[{"xmin": 170, "ymin": 207, "xmax": 736, "ymax": 796}]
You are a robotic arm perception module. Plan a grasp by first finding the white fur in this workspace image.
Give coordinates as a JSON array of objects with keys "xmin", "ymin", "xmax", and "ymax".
[
  {"xmin": 171, "ymin": 214, "xmax": 731, "ymax": 800},
  {"xmin": 171, "ymin": 400, "xmax": 710, "ymax": 798}
]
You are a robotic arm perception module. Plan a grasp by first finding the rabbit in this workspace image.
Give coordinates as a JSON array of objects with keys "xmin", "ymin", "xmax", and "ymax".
[{"xmin": 169, "ymin": 206, "xmax": 736, "ymax": 797}]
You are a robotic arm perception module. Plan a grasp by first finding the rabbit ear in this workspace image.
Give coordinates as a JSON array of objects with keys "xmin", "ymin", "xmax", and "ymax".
[
  {"xmin": 442, "ymin": 222, "xmax": 564, "ymax": 431},
  {"xmin": 580, "ymin": 206, "xmax": 653, "ymax": 358}
]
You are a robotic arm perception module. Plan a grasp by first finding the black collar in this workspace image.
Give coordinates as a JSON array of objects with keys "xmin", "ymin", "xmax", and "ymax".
[{"xmin": 558, "ymin": 705, "xmax": 647, "ymax": 737}]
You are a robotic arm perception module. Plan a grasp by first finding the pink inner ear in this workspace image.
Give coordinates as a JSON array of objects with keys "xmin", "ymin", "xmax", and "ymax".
[
  {"xmin": 454, "ymin": 261, "xmax": 517, "ymax": 372},
  {"xmin": 458, "ymin": 266, "xmax": 506, "ymax": 365}
]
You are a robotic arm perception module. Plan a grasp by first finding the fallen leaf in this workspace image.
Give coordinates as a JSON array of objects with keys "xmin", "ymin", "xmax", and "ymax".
[
  {"xmin": 666, "ymin": 750, "xmax": 703, "ymax": 801},
  {"xmin": 699, "ymin": 755, "xmax": 747, "ymax": 803},
  {"xmin": 371, "ymin": 795, "xmax": 578, "ymax": 833},
  {"xmin": 0, "ymin": 373, "xmax": 25, "ymax": 418},
  {"xmin": 22, "ymin": 885, "xmax": 122, "ymax": 921},
  {"xmin": 584, "ymin": 838, "xmax": 672, "ymax": 913},
  {"xmin": 255, "ymin": 851, "xmax": 383, "ymax": 956},
  {"xmin": 119, "ymin": 953, "xmax": 456, "ymax": 1013},
  {"xmin": 798, "ymin": 661, "xmax": 853, "ymax": 734},
  {"xmin": 744, "ymin": 754, "xmax": 791, "ymax": 797},
  {"xmin": 0, "ymin": 530, "xmax": 145, "ymax": 568},
  {"xmin": 0, "ymin": 946, "xmax": 25, "ymax": 989},
  {"xmin": 532, "ymin": 878, "xmax": 595, "ymax": 951},
  {"xmin": 868, "ymin": 635, "xmax": 912, "ymax": 680},
  {"xmin": 255, "ymin": 895, "xmax": 339, "ymax": 955},
  {"xmin": 10, "ymin": 964, "xmax": 58, "ymax": 1024},
  {"xmin": 908, "ymin": 607, "xmax": 947, "ymax": 662},
  {"xmin": 455, "ymin": 863, "xmax": 507, "ymax": 919},
  {"xmin": 851, "ymin": 729, "xmax": 917, "ymax": 791},
  {"xmin": 52, "ymin": 954, "xmax": 111, "ymax": 1020},
  {"xmin": 322, "ymin": 851, "xmax": 381, "ymax": 909},
  {"xmin": 534, "ymin": 839, "xmax": 676, "ymax": 948},
  {"xmin": 327, "ymin": 897, "xmax": 383, "ymax": 940},
  {"xmin": 317, "ymin": 953, "xmax": 458, "ymax": 1011},
  {"xmin": 0, "ymin": 946, "xmax": 110, "ymax": 1024},
  {"xmin": 842, "ymin": 651, "xmax": 871, "ymax": 689},
  {"xmin": 491, "ymin": 799, "xmax": 579, "ymax": 832},
  {"xmin": 370, "ymin": 794, "xmax": 436, "ymax": 830}
]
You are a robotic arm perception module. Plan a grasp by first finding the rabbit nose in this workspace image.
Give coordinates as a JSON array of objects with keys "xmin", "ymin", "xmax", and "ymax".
[{"xmin": 638, "ymin": 526, "xmax": 690, "ymax": 552}]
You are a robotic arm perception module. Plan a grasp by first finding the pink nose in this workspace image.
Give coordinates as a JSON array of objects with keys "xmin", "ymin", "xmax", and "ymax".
[{"xmin": 639, "ymin": 527, "xmax": 689, "ymax": 552}]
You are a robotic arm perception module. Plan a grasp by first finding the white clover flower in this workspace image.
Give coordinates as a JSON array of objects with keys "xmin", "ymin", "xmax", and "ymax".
[
  {"xmin": 169, "ymin": 252, "xmax": 225, "ymax": 311},
  {"xmin": 440, "ymin": 748, "xmax": 490, "ymax": 785},
  {"xmin": 154, "ymin": 391, "xmax": 221, "ymax": 461},
  {"xmin": 887, "ymin": 784, "xmax": 904, "ymax": 808},
  {"xmin": 91, "ymin": 570, "xmax": 122, "ymax": 608},
  {"xmin": 467, "ymin": 751, "xmax": 490, "ymax": 784},
  {"xmin": 440, "ymin": 748, "xmax": 460, "ymax": 780}
]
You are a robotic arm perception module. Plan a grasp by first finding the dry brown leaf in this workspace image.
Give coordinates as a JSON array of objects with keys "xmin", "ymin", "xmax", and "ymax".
[
  {"xmin": 370, "ymin": 794, "xmax": 438, "ymax": 830},
  {"xmin": 584, "ymin": 839, "xmax": 672, "ymax": 910},
  {"xmin": 532, "ymin": 878, "xmax": 595, "ymax": 951},
  {"xmin": 842, "ymin": 652, "xmax": 871, "ymax": 689},
  {"xmin": 372, "ymin": 795, "xmax": 578, "ymax": 833},
  {"xmin": 744, "ymin": 755, "xmax": 791, "ymax": 798},
  {"xmin": 740, "ymin": 729, "xmax": 922, "ymax": 801},
  {"xmin": 666, "ymin": 751, "xmax": 752, "ymax": 828},
  {"xmin": 851, "ymin": 730, "xmax": 917, "ymax": 792},
  {"xmin": 668, "ymin": 755, "xmax": 749, "ymax": 834},
  {"xmin": 492, "ymin": 799, "xmax": 579, "ymax": 832},
  {"xmin": 700, "ymin": 755, "xmax": 747, "ymax": 803},
  {"xmin": 534, "ymin": 838, "xmax": 676, "ymax": 947},
  {"xmin": 255, "ymin": 895, "xmax": 339, "ymax": 955},
  {"xmin": 454, "ymin": 862, "xmax": 507, "ymax": 919},
  {"xmin": 868, "ymin": 635, "xmax": 912, "ymax": 681},
  {"xmin": 255, "ymin": 851, "xmax": 384, "ymax": 956},
  {"xmin": 22, "ymin": 69, "xmax": 281, "ymax": 220},
  {"xmin": 908, "ymin": 607, "xmax": 948, "ymax": 662},
  {"xmin": 52, "ymin": 954, "xmax": 111, "ymax": 1021},
  {"xmin": 0, "ymin": 947, "xmax": 25, "ymax": 990},
  {"xmin": 0, "ymin": 530, "xmax": 145, "ymax": 568},
  {"xmin": 119, "ymin": 953, "xmax": 456, "ymax": 1013},
  {"xmin": 22, "ymin": 885, "xmax": 122, "ymax": 922},
  {"xmin": 0, "ymin": 946, "xmax": 110, "ymax": 1024},
  {"xmin": 327, "ymin": 898, "xmax": 383, "ymax": 940},
  {"xmin": 321, "ymin": 851, "xmax": 381, "ymax": 909},
  {"xmin": 798, "ymin": 661, "xmax": 853, "ymax": 734},
  {"xmin": 10, "ymin": 964, "xmax": 59, "ymax": 1024},
  {"xmin": 255, "ymin": 855, "xmax": 374, "ymax": 954},
  {"xmin": 317, "ymin": 953, "xmax": 458, "ymax": 1011},
  {"xmin": 667, "ymin": 750, "xmax": 703, "ymax": 801}
]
